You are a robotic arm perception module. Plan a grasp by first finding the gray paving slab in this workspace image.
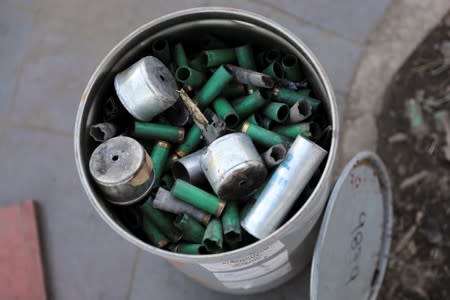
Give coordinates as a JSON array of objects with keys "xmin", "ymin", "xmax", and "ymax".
[
  {"xmin": 0, "ymin": 127, "xmax": 138, "ymax": 300},
  {"xmin": 207, "ymin": 0, "xmax": 362, "ymax": 94},
  {"xmin": 129, "ymin": 250, "xmax": 310, "ymax": 300},
  {"xmin": 0, "ymin": 4, "xmax": 34, "ymax": 117},
  {"xmin": 2, "ymin": 0, "xmax": 35, "ymax": 10},
  {"xmin": 258, "ymin": 0, "xmax": 392, "ymax": 44},
  {"xmin": 10, "ymin": 0, "xmax": 209, "ymax": 135}
]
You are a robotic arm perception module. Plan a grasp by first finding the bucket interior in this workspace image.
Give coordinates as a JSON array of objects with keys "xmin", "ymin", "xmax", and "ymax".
[{"xmin": 77, "ymin": 12, "xmax": 337, "ymax": 256}]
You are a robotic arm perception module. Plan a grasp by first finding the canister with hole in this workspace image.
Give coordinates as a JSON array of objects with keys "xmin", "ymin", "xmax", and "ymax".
[{"xmin": 88, "ymin": 136, "xmax": 155, "ymax": 205}]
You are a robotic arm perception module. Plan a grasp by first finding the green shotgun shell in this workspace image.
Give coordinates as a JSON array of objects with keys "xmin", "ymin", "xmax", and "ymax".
[
  {"xmin": 273, "ymin": 122, "xmax": 320, "ymax": 139},
  {"xmin": 262, "ymin": 102, "xmax": 290, "ymax": 123},
  {"xmin": 151, "ymin": 141, "xmax": 171, "ymax": 184},
  {"xmin": 231, "ymin": 90, "xmax": 267, "ymax": 119},
  {"xmin": 241, "ymin": 121, "xmax": 291, "ymax": 148},
  {"xmin": 173, "ymin": 213, "xmax": 205, "ymax": 244},
  {"xmin": 189, "ymin": 54, "xmax": 207, "ymax": 71},
  {"xmin": 262, "ymin": 62, "xmax": 284, "ymax": 81},
  {"xmin": 151, "ymin": 39, "xmax": 171, "ymax": 65},
  {"xmin": 271, "ymin": 88, "xmax": 311, "ymax": 105},
  {"xmin": 140, "ymin": 196, "xmax": 183, "ymax": 242},
  {"xmin": 256, "ymin": 49, "xmax": 281, "ymax": 68},
  {"xmin": 304, "ymin": 96, "xmax": 321, "ymax": 111},
  {"xmin": 202, "ymin": 218, "xmax": 223, "ymax": 251},
  {"xmin": 235, "ymin": 44, "xmax": 256, "ymax": 70},
  {"xmin": 265, "ymin": 49, "xmax": 282, "ymax": 64},
  {"xmin": 281, "ymin": 54, "xmax": 303, "ymax": 81},
  {"xmin": 175, "ymin": 124, "xmax": 202, "ymax": 158},
  {"xmin": 221, "ymin": 201, "xmax": 242, "ymax": 243},
  {"xmin": 257, "ymin": 116, "xmax": 274, "ymax": 130},
  {"xmin": 196, "ymin": 65, "xmax": 233, "ymax": 107},
  {"xmin": 201, "ymin": 48, "xmax": 236, "ymax": 68},
  {"xmin": 212, "ymin": 97, "xmax": 240, "ymax": 128},
  {"xmin": 175, "ymin": 66, "xmax": 206, "ymax": 91},
  {"xmin": 173, "ymin": 43, "xmax": 189, "ymax": 67},
  {"xmin": 246, "ymin": 114, "xmax": 258, "ymax": 125},
  {"xmin": 142, "ymin": 217, "xmax": 170, "ymax": 248},
  {"xmin": 171, "ymin": 179, "xmax": 226, "ymax": 217},
  {"xmin": 133, "ymin": 122, "xmax": 185, "ymax": 144},
  {"xmin": 169, "ymin": 243, "xmax": 207, "ymax": 254},
  {"xmin": 221, "ymin": 83, "xmax": 247, "ymax": 99}
]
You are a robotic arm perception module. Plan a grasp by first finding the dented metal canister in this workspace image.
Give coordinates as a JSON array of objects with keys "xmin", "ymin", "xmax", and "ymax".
[
  {"xmin": 172, "ymin": 149, "xmax": 206, "ymax": 185},
  {"xmin": 201, "ymin": 133, "xmax": 267, "ymax": 200},
  {"xmin": 88, "ymin": 136, "xmax": 155, "ymax": 205},
  {"xmin": 114, "ymin": 56, "xmax": 178, "ymax": 121}
]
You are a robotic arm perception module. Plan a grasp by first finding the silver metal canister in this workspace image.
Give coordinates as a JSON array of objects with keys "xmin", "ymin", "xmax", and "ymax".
[
  {"xmin": 172, "ymin": 149, "xmax": 206, "ymax": 185},
  {"xmin": 114, "ymin": 56, "xmax": 178, "ymax": 121},
  {"xmin": 242, "ymin": 136, "xmax": 327, "ymax": 239},
  {"xmin": 75, "ymin": 8, "xmax": 392, "ymax": 298},
  {"xmin": 201, "ymin": 133, "xmax": 267, "ymax": 200},
  {"xmin": 88, "ymin": 136, "xmax": 155, "ymax": 205}
]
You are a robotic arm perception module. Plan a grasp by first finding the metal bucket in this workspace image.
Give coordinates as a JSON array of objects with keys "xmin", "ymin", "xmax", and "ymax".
[{"xmin": 75, "ymin": 8, "xmax": 339, "ymax": 295}]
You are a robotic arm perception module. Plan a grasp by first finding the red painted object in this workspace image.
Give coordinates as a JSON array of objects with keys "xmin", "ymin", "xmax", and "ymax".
[{"xmin": 0, "ymin": 200, "xmax": 47, "ymax": 300}]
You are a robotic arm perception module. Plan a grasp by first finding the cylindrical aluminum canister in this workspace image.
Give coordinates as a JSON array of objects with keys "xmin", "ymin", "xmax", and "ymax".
[
  {"xmin": 114, "ymin": 56, "xmax": 178, "ymax": 121},
  {"xmin": 242, "ymin": 136, "xmax": 328, "ymax": 239},
  {"xmin": 201, "ymin": 133, "xmax": 267, "ymax": 200},
  {"xmin": 88, "ymin": 136, "xmax": 155, "ymax": 205},
  {"xmin": 172, "ymin": 149, "xmax": 206, "ymax": 185},
  {"xmin": 75, "ymin": 8, "xmax": 339, "ymax": 295}
]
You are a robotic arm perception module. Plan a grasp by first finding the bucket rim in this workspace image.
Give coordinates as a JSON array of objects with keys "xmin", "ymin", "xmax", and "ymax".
[{"xmin": 74, "ymin": 6, "xmax": 339, "ymax": 261}]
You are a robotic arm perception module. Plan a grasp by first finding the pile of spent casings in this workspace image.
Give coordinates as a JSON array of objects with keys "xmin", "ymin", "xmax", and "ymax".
[{"xmin": 88, "ymin": 35, "xmax": 331, "ymax": 255}]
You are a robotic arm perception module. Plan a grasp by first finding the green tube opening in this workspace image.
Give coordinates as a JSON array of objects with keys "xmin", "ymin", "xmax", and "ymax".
[
  {"xmin": 176, "ymin": 67, "xmax": 191, "ymax": 81},
  {"xmin": 224, "ymin": 231, "xmax": 241, "ymax": 242},
  {"xmin": 224, "ymin": 113, "xmax": 239, "ymax": 128},
  {"xmin": 277, "ymin": 105, "xmax": 290, "ymax": 122}
]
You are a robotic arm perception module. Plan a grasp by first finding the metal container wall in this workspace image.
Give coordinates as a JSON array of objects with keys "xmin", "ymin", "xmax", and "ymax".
[{"xmin": 74, "ymin": 8, "xmax": 339, "ymax": 295}]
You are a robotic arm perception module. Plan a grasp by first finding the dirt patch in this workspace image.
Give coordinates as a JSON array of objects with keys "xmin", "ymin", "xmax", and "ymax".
[{"xmin": 378, "ymin": 12, "xmax": 450, "ymax": 300}]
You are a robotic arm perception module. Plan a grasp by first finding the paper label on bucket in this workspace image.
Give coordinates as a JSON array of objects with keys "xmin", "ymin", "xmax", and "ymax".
[
  {"xmin": 222, "ymin": 262, "xmax": 292, "ymax": 290},
  {"xmin": 200, "ymin": 240, "xmax": 285, "ymax": 272},
  {"xmin": 213, "ymin": 250, "xmax": 289, "ymax": 282}
]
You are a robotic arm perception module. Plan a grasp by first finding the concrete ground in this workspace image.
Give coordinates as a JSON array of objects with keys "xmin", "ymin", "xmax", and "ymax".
[{"xmin": 2, "ymin": 0, "xmax": 445, "ymax": 299}]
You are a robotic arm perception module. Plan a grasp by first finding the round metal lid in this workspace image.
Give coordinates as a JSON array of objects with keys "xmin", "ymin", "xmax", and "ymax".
[
  {"xmin": 89, "ymin": 136, "xmax": 146, "ymax": 185},
  {"xmin": 310, "ymin": 151, "xmax": 392, "ymax": 300}
]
